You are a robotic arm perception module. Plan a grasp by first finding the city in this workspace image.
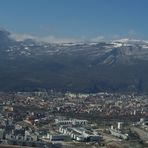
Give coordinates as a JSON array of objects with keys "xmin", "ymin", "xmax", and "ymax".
[{"xmin": 0, "ymin": 91, "xmax": 147, "ymax": 147}]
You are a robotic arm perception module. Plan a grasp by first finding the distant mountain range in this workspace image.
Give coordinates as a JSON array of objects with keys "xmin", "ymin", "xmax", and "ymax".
[{"xmin": 0, "ymin": 29, "xmax": 148, "ymax": 93}]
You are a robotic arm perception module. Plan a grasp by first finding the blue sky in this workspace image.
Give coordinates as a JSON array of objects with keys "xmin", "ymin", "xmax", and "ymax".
[{"xmin": 0, "ymin": 0, "xmax": 148, "ymax": 40}]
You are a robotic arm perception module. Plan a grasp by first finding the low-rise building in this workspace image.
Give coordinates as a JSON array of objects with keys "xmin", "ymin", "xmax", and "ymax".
[
  {"xmin": 59, "ymin": 126, "xmax": 102, "ymax": 142},
  {"xmin": 50, "ymin": 134, "xmax": 71, "ymax": 141},
  {"xmin": 55, "ymin": 118, "xmax": 88, "ymax": 125}
]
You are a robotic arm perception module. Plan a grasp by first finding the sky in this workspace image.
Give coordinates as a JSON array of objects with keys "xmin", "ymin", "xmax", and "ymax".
[{"xmin": 0, "ymin": 0, "xmax": 148, "ymax": 41}]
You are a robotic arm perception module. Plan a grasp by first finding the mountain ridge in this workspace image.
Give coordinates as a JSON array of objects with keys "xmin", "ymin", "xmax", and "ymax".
[{"xmin": 0, "ymin": 30, "xmax": 148, "ymax": 93}]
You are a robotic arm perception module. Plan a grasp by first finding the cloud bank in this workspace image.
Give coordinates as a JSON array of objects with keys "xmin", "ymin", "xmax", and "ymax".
[{"xmin": 10, "ymin": 32, "xmax": 104, "ymax": 44}]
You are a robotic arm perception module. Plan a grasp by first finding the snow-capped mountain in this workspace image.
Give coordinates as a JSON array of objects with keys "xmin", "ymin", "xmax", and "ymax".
[
  {"xmin": 0, "ymin": 30, "xmax": 148, "ymax": 93},
  {"xmin": 2, "ymin": 29, "xmax": 148, "ymax": 64}
]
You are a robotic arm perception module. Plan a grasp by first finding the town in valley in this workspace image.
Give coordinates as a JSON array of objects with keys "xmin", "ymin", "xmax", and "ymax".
[{"xmin": 0, "ymin": 91, "xmax": 147, "ymax": 148}]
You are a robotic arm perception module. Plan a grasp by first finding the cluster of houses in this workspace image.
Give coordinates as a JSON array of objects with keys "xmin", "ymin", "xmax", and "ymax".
[{"xmin": 49, "ymin": 118, "xmax": 103, "ymax": 142}]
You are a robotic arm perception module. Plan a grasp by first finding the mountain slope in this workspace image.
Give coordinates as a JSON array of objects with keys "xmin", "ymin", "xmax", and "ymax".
[{"xmin": 0, "ymin": 30, "xmax": 148, "ymax": 93}]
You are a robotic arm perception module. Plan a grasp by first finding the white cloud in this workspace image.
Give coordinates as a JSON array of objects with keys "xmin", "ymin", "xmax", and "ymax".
[
  {"xmin": 40, "ymin": 36, "xmax": 81, "ymax": 44},
  {"xmin": 90, "ymin": 36, "xmax": 104, "ymax": 42},
  {"xmin": 9, "ymin": 32, "xmax": 104, "ymax": 44},
  {"xmin": 9, "ymin": 32, "xmax": 82, "ymax": 43},
  {"xmin": 10, "ymin": 33, "xmax": 36, "ymax": 41}
]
